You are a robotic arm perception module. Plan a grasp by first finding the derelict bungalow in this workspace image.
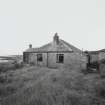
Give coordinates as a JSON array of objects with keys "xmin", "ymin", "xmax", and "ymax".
[{"xmin": 23, "ymin": 33, "xmax": 86, "ymax": 68}]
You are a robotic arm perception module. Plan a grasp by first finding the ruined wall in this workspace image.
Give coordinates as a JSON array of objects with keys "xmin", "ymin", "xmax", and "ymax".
[
  {"xmin": 24, "ymin": 52, "xmax": 87, "ymax": 69},
  {"xmin": 47, "ymin": 53, "xmax": 65, "ymax": 68},
  {"xmin": 48, "ymin": 52, "xmax": 87, "ymax": 69},
  {"xmin": 64, "ymin": 52, "xmax": 87, "ymax": 69},
  {"xmin": 90, "ymin": 54, "xmax": 99, "ymax": 62},
  {"xmin": 28, "ymin": 53, "xmax": 47, "ymax": 67},
  {"xmin": 99, "ymin": 52, "xmax": 105, "ymax": 61}
]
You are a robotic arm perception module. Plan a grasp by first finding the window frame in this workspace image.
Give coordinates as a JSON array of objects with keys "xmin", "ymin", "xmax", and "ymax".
[
  {"xmin": 56, "ymin": 54, "xmax": 64, "ymax": 63},
  {"xmin": 37, "ymin": 53, "xmax": 43, "ymax": 62}
]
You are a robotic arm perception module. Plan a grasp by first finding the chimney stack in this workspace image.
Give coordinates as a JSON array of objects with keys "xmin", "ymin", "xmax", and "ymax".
[
  {"xmin": 29, "ymin": 44, "xmax": 32, "ymax": 48},
  {"xmin": 53, "ymin": 33, "xmax": 59, "ymax": 45}
]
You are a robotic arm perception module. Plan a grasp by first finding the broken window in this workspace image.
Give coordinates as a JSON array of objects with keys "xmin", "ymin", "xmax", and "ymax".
[
  {"xmin": 56, "ymin": 54, "xmax": 64, "ymax": 63},
  {"xmin": 37, "ymin": 54, "xmax": 43, "ymax": 62}
]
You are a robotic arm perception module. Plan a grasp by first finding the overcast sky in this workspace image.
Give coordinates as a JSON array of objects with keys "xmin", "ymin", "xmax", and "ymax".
[{"xmin": 0, "ymin": 0, "xmax": 105, "ymax": 56}]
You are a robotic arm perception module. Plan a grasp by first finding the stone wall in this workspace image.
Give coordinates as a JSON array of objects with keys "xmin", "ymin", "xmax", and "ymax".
[
  {"xmin": 99, "ymin": 52, "xmax": 105, "ymax": 61},
  {"xmin": 24, "ymin": 52, "xmax": 87, "ymax": 69},
  {"xmin": 28, "ymin": 53, "xmax": 47, "ymax": 67},
  {"xmin": 90, "ymin": 54, "xmax": 99, "ymax": 62}
]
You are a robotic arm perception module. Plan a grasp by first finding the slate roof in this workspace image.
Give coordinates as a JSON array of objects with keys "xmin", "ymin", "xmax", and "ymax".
[{"xmin": 24, "ymin": 39, "xmax": 82, "ymax": 53}]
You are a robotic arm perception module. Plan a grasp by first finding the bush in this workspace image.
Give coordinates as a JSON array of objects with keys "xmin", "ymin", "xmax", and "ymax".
[
  {"xmin": 94, "ymin": 81, "xmax": 105, "ymax": 98},
  {"xmin": 0, "ymin": 85, "xmax": 17, "ymax": 97},
  {"xmin": 0, "ymin": 62, "xmax": 24, "ymax": 73},
  {"xmin": 0, "ymin": 74, "xmax": 7, "ymax": 83},
  {"xmin": 14, "ymin": 62, "xmax": 23, "ymax": 69},
  {"xmin": 100, "ymin": 64, "xmax": 105, "ymax": 78}
]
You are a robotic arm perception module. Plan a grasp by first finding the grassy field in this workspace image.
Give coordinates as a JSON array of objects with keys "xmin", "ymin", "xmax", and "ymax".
[{"xmin": 0, "ymin": 63, "xmax": 105, "ymax": 105}]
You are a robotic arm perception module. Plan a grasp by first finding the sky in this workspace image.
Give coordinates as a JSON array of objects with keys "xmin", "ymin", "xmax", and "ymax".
[{"xmin": 0, "ymin": 0, "xmax": 105, "ymax": 56}]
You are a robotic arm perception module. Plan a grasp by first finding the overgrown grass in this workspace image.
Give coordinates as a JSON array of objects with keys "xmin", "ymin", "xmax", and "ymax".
[
  {"xmin": 0, "ymin": 64, "xmax": 105, "ymax": 105},
  {"xmin": 0, "ymin": 62, "xmax": 23, "ymax": 73}
]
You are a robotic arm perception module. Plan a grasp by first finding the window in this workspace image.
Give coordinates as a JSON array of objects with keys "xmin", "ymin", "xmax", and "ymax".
[
  {"xmin": 37, "ymin": 54, "xmax": 43, "ymax": 62},
  {"xmin": 56, "ymin": 54, "xmax": 64, "ymax": 63}
]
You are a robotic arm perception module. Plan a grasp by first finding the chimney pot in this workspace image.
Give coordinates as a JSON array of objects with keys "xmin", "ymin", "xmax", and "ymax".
[
  {"xmin": 29, "ymin": 44, "xmax": 32, "ymax": 48},
  {"xmin": 53, "ymin": 33, "xmax": 59, "ymax": 45}
]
